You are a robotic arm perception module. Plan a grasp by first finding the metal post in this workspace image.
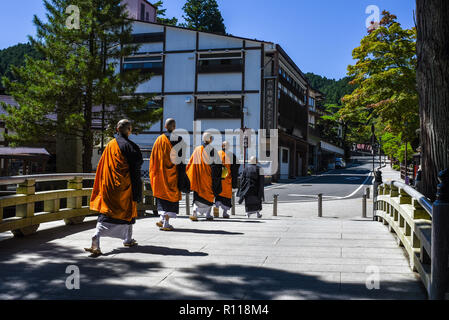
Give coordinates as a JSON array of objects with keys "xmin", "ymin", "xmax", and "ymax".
[
  {"xmin": 362, "ymin": 194, "xmax": 367, "ymax": 218},
  {"xmin": 366, "ymin": 187, "xmax": 370, "ymax": 199},
  {"xmin": 318, "ymin": 193, "xmax": 323, "ymax": 217},
  {"xmin": 273, "ymin": 194, "xmax": 279, "ymax": 216},
  {"xmin": 373, "ymin": 170, "xmax": 383, "ymax": 221},
  {"xmin": 430, "ymin": 169, "xmax": 449, "ymax": 300},
  {"xmin": 186, "ymin": 192, "xmax": 190, "ymax": 216},
  {"xmin": 231, "ymin": 192, "xmax": 235, "ymax": 216}
]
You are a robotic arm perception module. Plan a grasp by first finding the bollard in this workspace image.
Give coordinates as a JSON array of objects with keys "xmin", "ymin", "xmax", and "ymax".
[
  {"xmin": 366, "ymin": 187, "xmax": 370, "ymax": 199},
  {"xmin": 231, "ymin": 192, "xmax": 236, "ymax": 216},
  {"xmin": 362, "ymin": 194, "xmax": 367, "ymax": 218},
  {"xmin": 373, "ymin": 170, "xmax": 383, "ymax": 221},
  {"xmin": 186, "ymin": 192, "xmax": 190, "ymax": 216},
  {"xmin": 430, "ymin": 169, "xmax": 449, "ymax": 300},
  {"xmin": 318, "ymin": 194, "xmax": 323, "ymax": 217},
  {"xmin": 213, "ymin": 207, "xmax": 219, "ymax": 218},
  {"xmin": 273, "ymin": 194, "xmax": 279, "ymax": 216}
]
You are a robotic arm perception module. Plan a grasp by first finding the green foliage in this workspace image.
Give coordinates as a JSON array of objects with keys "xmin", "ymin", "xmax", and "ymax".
[
  {"xmin": 153, "ymin": 0, "xmax": 178, "ymax": 26},
  {"xmin": 0, "ymin": 43, "xmax": 42, "ymax": 91},
  {"xmin": 181, "ymin": 0, "xmax": 226, "ymax": 34},
  {"xmin": 341, "ymin": 11, "xmax": 418, "ymax": 143},
  {"xmin": 1, "ymin": 0, "xmax": 162, "ymax": 171},
  {"xmin": 305, "ymin": 73, "xmax": 355, "ymax": 106}
]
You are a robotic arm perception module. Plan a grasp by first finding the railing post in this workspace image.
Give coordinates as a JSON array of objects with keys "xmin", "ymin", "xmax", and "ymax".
[
  {"xmin": 318, "ymin": 193, "xmax": 323, "ymax": 217},
  {"xmin": 390, "ymin": 184, "xmax": 399, "ymax": 197},
  {"xmin": 16, "ymin": 179, "xmax": 35, "ymax": 218},
  {"xmin": 273, "ymin": 194, "xmax": 279, "ymax": 217},
  {"xmin": 65, "ymin": 176, "xmax": 84, "ymax": 225},
  {"xmin": 231, "ymin": 192, "xmax": 235, "ymax": 216},
  {"xmin": 430, "ymin": 169, "xmax": 449, "ymax": 300},
  {"xmin": 13, "ymin": 179, "xmax": 38, "ymax": 237}
]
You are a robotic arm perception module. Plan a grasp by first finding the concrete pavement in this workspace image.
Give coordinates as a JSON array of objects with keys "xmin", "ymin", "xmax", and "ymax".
[{"xmin": 0, "ymin": 188, "xmax": 426, "ymax": 300}]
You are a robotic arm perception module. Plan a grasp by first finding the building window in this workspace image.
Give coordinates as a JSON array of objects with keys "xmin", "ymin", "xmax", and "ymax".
[
  {"xmin": 130, "ymin": 32, "xmax": 164, "ymax": 43},
  {"xmin": 196, "ymin": 98, "xmax": 241, "ymax": 119},
  {"xmin": 123, "ymin": 55, "xmax": 163, "ymax": 74},
  {"xmin": 140, "ymin": 3, "xmax": 145, "ymax": 21},
  {"xmin": 282, "ymin": 149, "xmax": 289, "ymax": 163},
  {"xmin": 198, "ymin": 52, "xmax": 243, "ymax": 73},
  {"xmin": 146, "ymin": 12, "xmax": 149, "ymax": 21}
]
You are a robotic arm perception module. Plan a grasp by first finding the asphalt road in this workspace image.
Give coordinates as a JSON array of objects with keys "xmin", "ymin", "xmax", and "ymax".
[{"xmin": 264, "ymin": 157, "xmax": 381, "ymax": 203}]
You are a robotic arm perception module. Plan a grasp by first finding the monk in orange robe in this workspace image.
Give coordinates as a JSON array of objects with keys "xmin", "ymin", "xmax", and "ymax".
[
  {"xmin": 150, "ymin": 118, "xmax": 189, "ymax": 231},
  {"xmin": 85, "ymin": 119, "xmax": 143, "ymax": 257},
  {"xmin": 215, "ymin": 141, "xmax": 240, "ymax": 218},
  {"xmin": 186, "ymin": 132, "xmax": 222, "ymax": 221}
]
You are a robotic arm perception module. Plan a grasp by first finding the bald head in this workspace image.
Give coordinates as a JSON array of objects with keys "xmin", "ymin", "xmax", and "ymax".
[
  {"xmin": 203, "ymin": 132, "xmax": 213, "ymax": 144},
  {"xmin": 222, "ymin": 141, "xmax": 229, "ymax": 151},
  {"xmin": 165, "ymin": 118, "xmax": 176, "ymax": 132},
  {"xmin": 116, "ymin": 119, "xmax": 132, "ymax": 137}
]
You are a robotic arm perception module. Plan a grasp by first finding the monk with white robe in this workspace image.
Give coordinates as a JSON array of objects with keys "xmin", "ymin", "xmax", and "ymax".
[
  {"xmin": 186, "ymin": 132, "xmax": 222, "ymax": 221},
  {"xmin": 214, "ymin": 141, "xmax": 240, "ymax": 218},
  {"xmin": 149, "ymin": 118, "xmax": 189, "ymax": 231},
  {"xmin": 85, "ymin": 119, "xmax": 143, "ymax": 257}
]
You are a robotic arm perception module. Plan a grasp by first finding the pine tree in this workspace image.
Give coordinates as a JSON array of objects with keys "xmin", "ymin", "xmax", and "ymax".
[
  {"xmin": 181, "ymin": 0, "xmax": 226, "ymax": 34},
  {"xmin": 1, "ymin": 0, "xmax": 162, "ymax": 172},
  {"xmin": 153, "ymin": 0, "xmax": 178, "ymax": 26}
]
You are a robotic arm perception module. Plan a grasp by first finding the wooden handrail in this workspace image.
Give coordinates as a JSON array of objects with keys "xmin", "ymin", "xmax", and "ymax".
[{"xmin": 0, "ymin": 174, "xmax": 156, "ymax": 237}]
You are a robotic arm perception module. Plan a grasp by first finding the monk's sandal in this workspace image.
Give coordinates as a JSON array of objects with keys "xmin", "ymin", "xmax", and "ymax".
[
  {"xmin": 124, "ymin": 239, "xmax": 138, "ymax": 247},
  {"xmin": 84, "ymin": 247, "xmax": 102, "ymax": 257},
  {"xmin": 189, "ymin": 215, "xmax": 198, "ymax": 221}
]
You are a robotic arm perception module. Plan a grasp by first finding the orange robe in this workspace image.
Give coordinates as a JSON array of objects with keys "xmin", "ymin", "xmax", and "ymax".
[
  {"xmin": 90, "ymin": 138, "xmax": 137, "ymax": 222},
  {"xmin": 149, "ymin": 134, "xmax": 181, "ymax": 203},
  {"xmin": 218, "ymin": 150, "xmax": 232, "ymax": 199},
  {"xmin": 186, "ymin": 145, "xmax": 216, "ymax": 203}
]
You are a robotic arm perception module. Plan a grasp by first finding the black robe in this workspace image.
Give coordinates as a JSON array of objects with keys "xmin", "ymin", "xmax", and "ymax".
[{"xmin": 237, "ymin": 164, "xmax": 265, "ymax": 212}]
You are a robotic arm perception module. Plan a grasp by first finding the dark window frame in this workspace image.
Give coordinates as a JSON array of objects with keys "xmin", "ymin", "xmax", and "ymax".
[
  {"xmin": 195, "ymin": 98, "xmax": 242, "ymax": 119},
  {"xmin": 198, "ymin": 52, "xmax": 243, "ymax": 74}
]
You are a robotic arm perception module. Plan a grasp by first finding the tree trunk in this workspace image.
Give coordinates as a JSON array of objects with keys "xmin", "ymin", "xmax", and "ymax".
[
  {"xmin": 82, "ymin": 33, "xmax": 95, "ymax": 173},
  {"xmin": 416, "ymin": 0, "xmax": 449, "ymax": 200}
]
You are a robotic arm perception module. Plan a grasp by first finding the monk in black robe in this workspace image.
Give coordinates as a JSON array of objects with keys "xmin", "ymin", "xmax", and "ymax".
[
  {"xmin": 85, "ymin": 119, "xmax": 143, "ymax": 257},
  {"xmin": 237, "ymin": 156, "xmax": 264, "ymax": 218}
]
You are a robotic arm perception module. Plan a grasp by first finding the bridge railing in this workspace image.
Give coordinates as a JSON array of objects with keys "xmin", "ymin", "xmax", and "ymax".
[
  {"xmin": 0, "ymin": 174, "xmax": 156, "ymax": 237},
  {"xmin": 375, "ymin": 172, "xmax": 449, "ymax": 300}
]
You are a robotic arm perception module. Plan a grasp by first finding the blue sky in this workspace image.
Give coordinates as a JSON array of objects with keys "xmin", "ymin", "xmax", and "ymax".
[{"xmin": 0, "ymin": 0, "xmax": 416, "ymax": 79}]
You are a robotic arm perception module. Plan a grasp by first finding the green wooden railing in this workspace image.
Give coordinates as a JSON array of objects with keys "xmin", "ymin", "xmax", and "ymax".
[
  {"xmin": 0, "ymin": 174, "xmax": 156, "ymax": 237},
  {"xmin": 375, "ymin": 176, "xmax": 449, "ymax": 300}
]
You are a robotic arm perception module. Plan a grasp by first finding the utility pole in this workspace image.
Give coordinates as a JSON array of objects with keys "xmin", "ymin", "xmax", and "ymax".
[{"xmin": 371, "ymin": 123, "xmax": 375, "ymax": 176}]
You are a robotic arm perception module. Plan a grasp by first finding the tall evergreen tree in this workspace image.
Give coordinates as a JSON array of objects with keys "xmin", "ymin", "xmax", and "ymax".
[
  {"xmin": 1, "ymin": 0, "xmax": 161, "ymax": 172},
  {"xmin": 153, "ymin": 0, "xmax": 178, "ymax": 26},
  {"xmin": 181, "ymin": 0, "xmax": 226, "ymax": 34}
]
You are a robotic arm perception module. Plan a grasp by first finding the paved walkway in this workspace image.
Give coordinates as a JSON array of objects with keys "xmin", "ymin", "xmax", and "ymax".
[{"xmin": 0, "ymin": 185, "xmax": 426, "ymax": 299}]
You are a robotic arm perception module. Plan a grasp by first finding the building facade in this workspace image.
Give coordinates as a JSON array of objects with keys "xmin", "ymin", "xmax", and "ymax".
[{"xmin": 122, "ymin": 19, "xmax": 327, "ymax": 180}]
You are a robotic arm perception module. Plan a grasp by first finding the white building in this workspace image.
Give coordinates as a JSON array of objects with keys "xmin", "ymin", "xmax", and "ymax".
[{"xmin": 121, "ymin": 18, "xmax": 322, "ymax": 180}]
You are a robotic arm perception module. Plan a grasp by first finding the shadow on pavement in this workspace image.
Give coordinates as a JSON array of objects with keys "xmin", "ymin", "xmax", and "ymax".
[
  {"xmin": 102, "ymin": 245, "xmax": 209, "ymax": 257},
  {"xmin": 0, "ymin": 241, "xmax": 427, "ymax": 299},
  {"xmin": 171, "ymin": 228, "xmax": 244, "ymax": 235}
]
